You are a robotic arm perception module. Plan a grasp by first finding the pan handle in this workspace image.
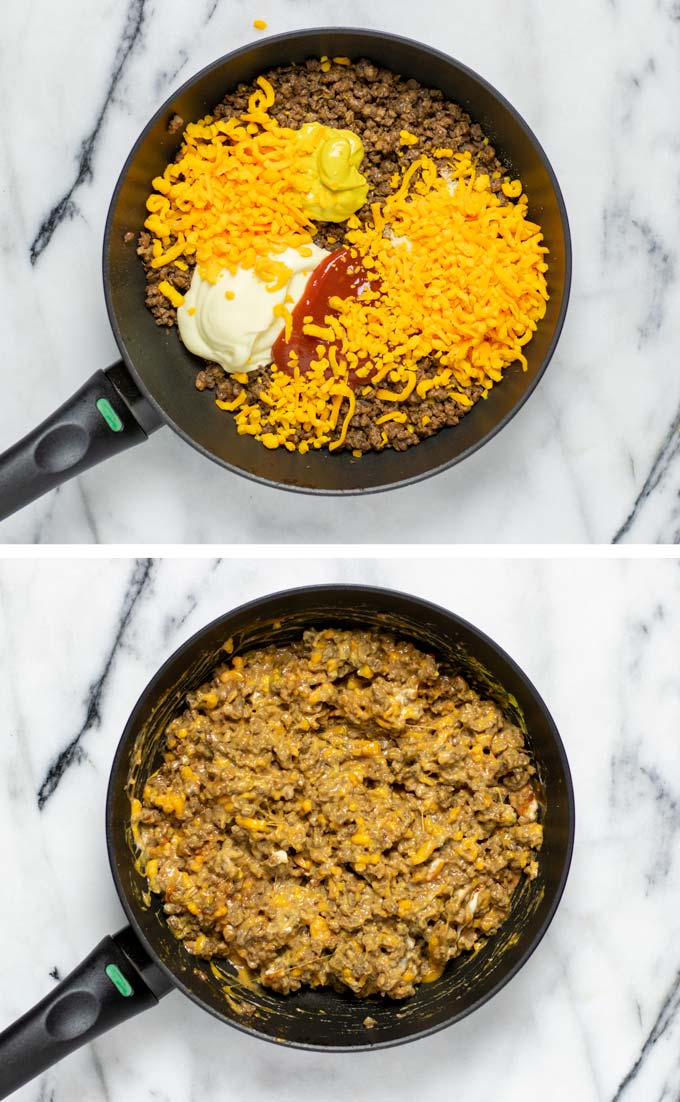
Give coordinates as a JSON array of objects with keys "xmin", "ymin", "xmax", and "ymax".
[
  {"xmin": 0, "ymin": 362, "xmax": 163, "ymax": 522},
  {"xmin": 0, "ymin": 926, "xmax": 173, "ymax": 1099}
]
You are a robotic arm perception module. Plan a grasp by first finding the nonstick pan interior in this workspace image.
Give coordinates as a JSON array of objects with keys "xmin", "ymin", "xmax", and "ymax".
[
  {"xmin": 105, "ymin": 29, "xmax": 571, "ymax": 495},
  {"xmin": 107, "ymin": 586, "xmax": 574, "ymax": 1050}
]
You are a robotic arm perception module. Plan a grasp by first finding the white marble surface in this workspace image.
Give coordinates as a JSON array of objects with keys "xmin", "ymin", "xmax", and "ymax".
[
  {"xmin": 1, "ymin": 556, "xmax": 679, "ymax": 1100},
  {"xmin": 1, "ymin": 0, "xmax": 680, "ymax": 543}
]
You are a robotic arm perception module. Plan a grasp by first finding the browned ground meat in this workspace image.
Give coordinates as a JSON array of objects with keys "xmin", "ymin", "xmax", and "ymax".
[
  {"xmin": 134, "ymin": 629, "xmax": 543, "ymax": 1000},
  {"xmin": 136, "ymin": 58, "xmax": 508, "ymax": 454}
]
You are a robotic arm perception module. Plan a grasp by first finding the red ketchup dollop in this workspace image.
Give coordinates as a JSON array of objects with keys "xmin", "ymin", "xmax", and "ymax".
[{"xmin": 272, "ymin": 247, "xmax": 376, "ymax": 386}]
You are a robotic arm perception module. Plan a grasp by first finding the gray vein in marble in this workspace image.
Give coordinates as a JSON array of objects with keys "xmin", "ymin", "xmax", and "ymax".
[
  {"xmin": 546, "ymin": 396, "xmax": 595, "ymax": 543},
  {"xmin": 608, "ymin": 594, "xmax": 680, "ymax": 904},
  {"xmin": 630, "ymin": 216, "xmax": 675, "ymax": 348},
  {"xmin": 0, "ymin": 89, "xmax": 34, "ymax": 260},
  {"xmin": 36, "ymin": 558, "xmax": 154, "ymax": 808},
  {"xmin": 0, "ymin": 579, "xmax": 41, "ymax": 806},
  {"xmin": 550, "ymin": 941, "xmax": 606, "ymax": 1102},
  {"xmin": 664, "ymin": 0, "xmax": 680, "ymax": 23},
  {"xmin": 31, "ymin": 485, "xmax": 62, "ymax": 546},
  {"xmin": 610, "ymin": 965, "xmax": 680, "ymax": 1100},
  {"xmin": 637, "ymin": 763, "xmax": 680, "ymax": 890},
  {"xmin": 159, "ymin": 558, "xmax": 221, "ymax": 644},
  {"xmin": 29, "ymin": 0, "xmax": 148, "ymax": 265},
  {"xmin": 620, "ymin": 57, "xmax": 656, "ymax": 130},
  {"xmin": 612, "ymin": 402, "xmax": 680, "ymax": 542},
  {"xmin": 78, "ymin": 482, "xmax": 101, "ymax": 544},
  {"xmin": 89, "ymin": 1046, "xmax": 112, "ymax": 1102},
  {"xmin": 601, "ymin": 193, "xmax": 675, "ymax": 352},
  {"xmin": 154, "ymin": 49, "xmax": 190, "ymax": 98},
  {"xmin": 634, "ymin": 999, "xmax": 643, "ymax": 1030},
  {"xmin": 600, "ymin": 23, "xmax": 680, "ymax": 544}
]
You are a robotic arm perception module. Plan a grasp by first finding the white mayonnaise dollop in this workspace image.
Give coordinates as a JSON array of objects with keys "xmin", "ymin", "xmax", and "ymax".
[{"xmin": 177, "ymin": 244, "xmax": 329, "ymax": 373}]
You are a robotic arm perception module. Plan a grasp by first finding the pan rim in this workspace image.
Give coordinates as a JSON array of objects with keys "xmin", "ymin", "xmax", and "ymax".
[
  {"xmin": 105, "ymin": 583, "xmax": 575, "ymax": 1052},
  {"xmin": 102, "ymin": 27, "xmax": 572, "ymax": 497}
]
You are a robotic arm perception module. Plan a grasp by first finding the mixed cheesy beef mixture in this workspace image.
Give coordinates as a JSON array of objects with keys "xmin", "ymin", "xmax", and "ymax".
[{"xmin": 133, "ymin": 630, "xmax": 543, "ymax": 999}]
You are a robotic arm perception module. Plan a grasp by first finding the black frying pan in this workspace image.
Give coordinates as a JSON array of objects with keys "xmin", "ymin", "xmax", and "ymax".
[
  {"xmin": 0, "ymin": 29, "xmax": 571, "ymax": 521},
  {"xmin": 0, "ymin": 585, "xmax": 574, "ymax": 1097}
]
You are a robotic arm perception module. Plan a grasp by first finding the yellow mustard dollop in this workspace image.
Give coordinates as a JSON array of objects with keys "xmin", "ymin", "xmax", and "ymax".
[{"xmin": 294, "ymin": 122, "xmax": 369, "ymax": 222}]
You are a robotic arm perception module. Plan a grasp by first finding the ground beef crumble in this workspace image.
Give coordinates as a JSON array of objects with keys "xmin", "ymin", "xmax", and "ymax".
[{"xmin": 136, "ymin": 58, "xmax": 508, "ymax": 453}]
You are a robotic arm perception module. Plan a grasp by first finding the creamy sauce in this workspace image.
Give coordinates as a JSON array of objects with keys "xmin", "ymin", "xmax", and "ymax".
[{"xmin": 177, "ymin": 244, "xmax": 329, "ymax": 372}]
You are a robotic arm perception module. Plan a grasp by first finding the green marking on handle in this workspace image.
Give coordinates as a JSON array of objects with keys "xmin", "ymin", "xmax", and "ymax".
[
  {"xmin": 105, "ymin": 963, "xmax": 133, "ymax": 997},
  {"xmin": 96, "ymin": 398, "xmax": 124, "ymax": 432}
]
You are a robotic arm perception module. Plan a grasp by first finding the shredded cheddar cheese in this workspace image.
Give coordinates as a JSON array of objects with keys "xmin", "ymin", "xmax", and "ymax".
[
  {"xmin": 144, "ymin": 78, "xmax": 316, "ymax": 286},
  {"xmin": 233, "ymin": 355, "xmax": 352, "ymax": 450},
  {"xmin": 158, "ymin": 280, "xmax": 185, "ymax": 308},
  {"xmin": 231, "ymin": 153, "xmax": 548, "ymax": 451},
  {"xmin": 216, "ymin": 392, "xmax": 246, "ymax": 412},
  {"xmin": 331, "ymin": 152, "xmax": 549, "ymax": 396},
  {"xmin": 502, "ymin": 178, "xmax": 523, "ymax": 198},
  {"xmin": 399, "ymin": 129, "xmax": 419, "ymax": 146}
]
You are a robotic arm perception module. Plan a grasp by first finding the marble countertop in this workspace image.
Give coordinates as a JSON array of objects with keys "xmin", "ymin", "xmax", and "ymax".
[
  {"xmin": 2, "ymin": 0, "xmax": 680, "ymax": 543},
  {"xmin": 1, "ymin": 555, "xmax": 679, "ymax": 1100}
]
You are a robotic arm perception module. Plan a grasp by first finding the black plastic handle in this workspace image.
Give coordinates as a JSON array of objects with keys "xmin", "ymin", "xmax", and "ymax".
[
  {"xmin": 0, "ymin": 926, "xmax": 172, "ymax": 1099},
  {"xmin": 0, "ymin": 362, "xmax": 162, "ymax": 522}
]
